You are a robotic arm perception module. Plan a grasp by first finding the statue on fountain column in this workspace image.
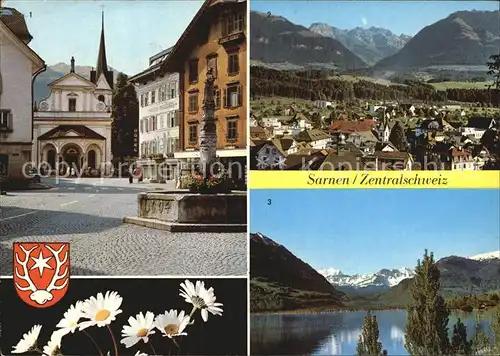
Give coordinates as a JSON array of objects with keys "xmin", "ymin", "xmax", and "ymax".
[{"xmin": 199, "ymin": 68, "xmax": 217, "ymax": 177}]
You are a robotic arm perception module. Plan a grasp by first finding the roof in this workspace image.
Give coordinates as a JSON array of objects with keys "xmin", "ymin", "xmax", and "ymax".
[
  {"xmin": 285, "ymin": 153, "xmax": 327, "ymax": 170},
  {"xmin": 466, "ymin": 117, "xmax": 496, "ymax": 130},
  {"xmin": 450, "ymin": 148, "xmax": 472, "ymax": 157},
  {"xmin": 149, "ymin": 46, "xmax": 173, "ymax": 66},
  {"xmin": 372, "ymin": 151, "xmax": 412, "ymax": 161},
  {"xmin": 330, "ymin": 119, "xmax": 375, "ymax": 133},
  {"xmin": 38, "ymin": 125, "xmax": 106, "ymax": 140},
  {"xmin": 294, "ymin": 129, "xmax": 329, "ymax": 142},
  {"xmin": 0, "ymin": 7, "xmax": 32, "ymax": 43}
]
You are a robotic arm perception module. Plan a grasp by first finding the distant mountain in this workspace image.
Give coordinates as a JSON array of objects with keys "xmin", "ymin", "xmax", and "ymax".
[
  {"xmin": 374, "ymin": 10, "xmax": 500, "ymax": 71},
  {"xmin": 250, "ymin": 11, "xmax": 367, "ymax": 70},
  {"xmin": 309, "ymin": 23, "xmax": 412, "ymax": 66},
  {"xmin": 470, "ymin": 251, "xmax": 500, "ymax": 261},
  {"xmin": 34, "ymin": 63, "xmax": 122, "ymax": 102},
  {"xmin": 250, "ymin": 232, "xmax": 347, "ymax": 312},
  {"xmin": 318, "ymin": 267, "xmax": 415, "ymax": 293}
]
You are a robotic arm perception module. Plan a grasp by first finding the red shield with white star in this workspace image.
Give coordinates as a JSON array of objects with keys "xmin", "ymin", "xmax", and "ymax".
[{"xmin": 13, "ymin": 242, "xmax": 70, "ymax": 308}]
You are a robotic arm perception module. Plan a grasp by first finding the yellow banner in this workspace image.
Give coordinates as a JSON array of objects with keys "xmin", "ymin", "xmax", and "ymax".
[{"xmin": 248, "ymin": 171, "xmax": 500, "ymax": 189}]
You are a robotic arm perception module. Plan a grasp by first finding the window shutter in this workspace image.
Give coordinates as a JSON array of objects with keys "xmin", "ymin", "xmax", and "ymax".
[
  {"xmin": 237, "ymin": 85, "xmax": 242, "ymax": 107},
  {"xmin": 224, "ymin": 88, "xmax": 228, "ymax": 108},
  {"xmin": 8, "ymin": 112, "xmax": 13, "ymax": 130}
]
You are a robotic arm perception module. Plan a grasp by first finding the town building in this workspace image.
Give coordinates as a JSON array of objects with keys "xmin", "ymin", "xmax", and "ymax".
[
  {"xmin": 129, "ymin": 48, "xmax": 180, "ymax": 182},
  {"xmin": 161, "ymin": 0, "xmax": 247, "ymax": 182},
  {"xmin": 32, "ymin": 14, "xmax": 113, "ymax": 176},
  {"xmin": 0, "ymin": 6, "xmax": 45, "ymax": 179}
]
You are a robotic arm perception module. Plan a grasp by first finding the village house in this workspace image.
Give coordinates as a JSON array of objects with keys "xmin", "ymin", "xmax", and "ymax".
[
  {"xmin": 294, "ymin": 129, "xmax": 329, "ymax": 150},
  {"xmin": 33, "ymin": 15, "xmax": 113, "ymax": 176},
  {"xmin": 459, "ymin": 117, "xmax": 497, "ymax": 140},
  {"xmin": 250, "ymin": 139, "xmax": 286, "ymax": 170},
  {"xmin": 161, "ymin": 0, "xmax": 247, "ymax": 182},
  {"xmin": 0, "ymin": 6, "xmax": 45, "ymax": 180},
  {"xmin": 129, "ymin": 47, "xmax": 180, "ymax": 182},
  {"xmin": 314, "ymin": 100, "xmax": 332, "ymax": 109},
  {"xmin": 448, "ymin": 147, "xmax": 476, "ymax": 170}
]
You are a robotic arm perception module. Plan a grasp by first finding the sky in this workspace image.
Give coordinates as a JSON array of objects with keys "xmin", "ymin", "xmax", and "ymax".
[
  {"xmin": 4, "ymin": 0, "xmax": 204, "ymax": 75},
  {"xmin": 250, "ymin": 189, "xmax": 500, "ymax": 275},
  {"xmin": 251, "ymin": 0, "xmax": 499, "ymax": 36}
]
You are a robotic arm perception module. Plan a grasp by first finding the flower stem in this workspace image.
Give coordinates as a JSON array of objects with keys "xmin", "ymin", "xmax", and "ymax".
[
  {"xmin": 106, "ymin": 325, "xmax": 119, "ymax": 356},
  {"xmin": 82, "ymin": 330, "xmax": 104, "ymax": 356},
  {"xmin": 189, "ymin": 306, "xmax": 197, "ymax": 320},
  {"xmin": 149, "ymin": 342, "xmax": 157, "ymax": 356}
]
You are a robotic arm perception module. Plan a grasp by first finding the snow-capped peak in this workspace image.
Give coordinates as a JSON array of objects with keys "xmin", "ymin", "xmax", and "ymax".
[
  {"xmin": 318, "ymin": 268, "xmax": 343, "ymax": 276},
  {"xmin": 470, "ymin": 251, "xmax": 500, "ymax": 261},
  {"xmin": 318, "ymin": 267, "xmax": 415, "ymax": 290}
]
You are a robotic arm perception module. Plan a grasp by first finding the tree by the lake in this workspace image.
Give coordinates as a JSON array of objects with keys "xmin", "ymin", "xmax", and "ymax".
[
  {"xmin": 486, "ymin": 54, "xmax": 500, "ymax": 90},
  {"xmin": 356, "ymin": 311, "xmax": 383, "ymax": 356},
  {"xmin": 472, "ymin": 314, "xmax": 491, "ymax": 355},
  {"xmin": 451, "ymin": 318, "xmax": 472, "ymax": 355},
  {"xmin": 405, "ymin": 250, "xmax": 451, "ymax": 355}
]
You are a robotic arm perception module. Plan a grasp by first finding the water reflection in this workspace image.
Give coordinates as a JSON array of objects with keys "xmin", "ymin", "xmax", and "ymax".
[{"xmin": 251, "ymin": 310, "xmax": 492, "ymax": 355}]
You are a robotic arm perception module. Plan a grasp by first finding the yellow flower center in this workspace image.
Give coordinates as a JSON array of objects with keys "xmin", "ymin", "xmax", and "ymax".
[
  {"xmin": 165, "ymin": 324, "xmax": 179, "ymax": 335},
  {"xmin": 136, "ymin": 328, "xmax": 148, "ymax": 337},
  {"xmin": 95, "ymin": 309, "xmax": 111, "ymax": 321}
]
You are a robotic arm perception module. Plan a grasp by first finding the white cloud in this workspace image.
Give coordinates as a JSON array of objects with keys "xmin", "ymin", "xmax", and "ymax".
[{"xmin": 361, "ymin": 16, "xmax": 368, "ymax": 26}]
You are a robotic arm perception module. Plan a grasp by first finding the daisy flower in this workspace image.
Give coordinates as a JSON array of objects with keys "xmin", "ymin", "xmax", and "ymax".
[
  {"xmin": 154, "ymin": 310, "xmax": 190, "ymax": 338},
  {"xmin": 42, "ymin": 330, "xmax": 64, "ymax": 356},
  {"xmin": 120, "ymin": 311, "xmax": 156, "ymax": 348},
  {"xmin": 79, "ymin": 291, "xmax": 123, "ymax": 330},
  {"xmin": 11, "ymin": 325, "xmax": 42, "ymax": 353},
  {"xmin": 135, "ymin": 352, "xmax": 148, "ymax": 356},
  {"xmin": 179, "ymin": 280, "xmax": 223, "ymax": 322},
  {"xmin": 55, "ymin": 301, "xmax": 84, "ymax": 336}
]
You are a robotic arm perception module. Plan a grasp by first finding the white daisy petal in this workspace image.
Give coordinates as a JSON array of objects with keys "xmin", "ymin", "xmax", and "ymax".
[
  {"xmin": 12, "ymin": 325, "xmax": 42, "ymax": 353},
  {"xmin": 179, "ymin": 280, "xmax": 224, "ymax": 322},
  {"xmin": 154, "ymin": 309, "xmax": 191, "ymax": 338},
  {"xmin": 120, "ymin": 311, "xmax": 155, "ymax": 348},
  {"xmin": 80, "ymin": 291, "xmax": 123, "ymax": 330}
]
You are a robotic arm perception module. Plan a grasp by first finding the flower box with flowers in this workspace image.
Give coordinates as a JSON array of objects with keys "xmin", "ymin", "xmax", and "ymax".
[{"xmin": 184, "ymin": 173, "xmax": 231, "ymax": 194}]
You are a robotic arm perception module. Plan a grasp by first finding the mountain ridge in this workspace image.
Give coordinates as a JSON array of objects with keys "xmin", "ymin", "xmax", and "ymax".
[
  {"xmin": 309, "ymin": 23, "xmax": 412, "ymax": 65},
  {"xmin": 250, "ymin": 11, "xmax": 367, "ymax": 70}
]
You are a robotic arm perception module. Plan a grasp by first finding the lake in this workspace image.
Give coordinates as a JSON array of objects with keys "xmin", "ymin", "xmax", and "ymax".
[{"xmin": 251, "ymin": 310, "xmax": 493, "ymax": 355}]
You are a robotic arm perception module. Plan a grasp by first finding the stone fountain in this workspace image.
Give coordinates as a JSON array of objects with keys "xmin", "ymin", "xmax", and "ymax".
[{"xmin": 123, "ymin": 69, "xmax": 246, "ymax": 232}]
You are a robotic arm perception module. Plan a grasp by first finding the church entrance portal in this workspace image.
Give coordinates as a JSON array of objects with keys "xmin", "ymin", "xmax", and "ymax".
[{"xmin": 61, "ymin": 145, "xmax": 81, "ymax": 175}]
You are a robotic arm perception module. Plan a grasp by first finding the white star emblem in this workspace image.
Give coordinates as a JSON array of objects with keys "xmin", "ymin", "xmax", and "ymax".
[
  {"xmin": 30, "ymin": 249, "xmax": 53, "ymax": 277},
  {"xmin": 256, "ymin": 155, "xmax": 269, "ymax": 170},
  {"xmin": 272, "ymin": 156, "xmax": 287, "ymax": 170}
]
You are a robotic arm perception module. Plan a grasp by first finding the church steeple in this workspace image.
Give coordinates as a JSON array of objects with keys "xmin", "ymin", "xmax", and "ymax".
[
  {"xmin": 96, "ymin": 11, "xmax": 108, "ymax": 80},
  {"xmin": 90, "ymin": 10, "xmax": 113, "ymax": 88}
]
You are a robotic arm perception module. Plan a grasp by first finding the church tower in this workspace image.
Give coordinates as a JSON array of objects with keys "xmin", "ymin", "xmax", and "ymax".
[{"xmin": 90, "ymin": 11, "xmax": 113, "ymax": 89}]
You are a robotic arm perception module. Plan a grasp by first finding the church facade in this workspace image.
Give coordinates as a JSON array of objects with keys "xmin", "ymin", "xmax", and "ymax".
[{"xmin": 32, "ymin": 14, "xmax": 114, "ymax": 176}]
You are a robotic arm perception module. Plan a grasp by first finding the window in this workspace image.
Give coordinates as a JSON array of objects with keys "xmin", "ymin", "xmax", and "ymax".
[
  {"xmin": 227, "ymin": 120, "xmax": 238, "ymax": 141},
  {"xmin": 189, "ymin": 93, "xmax": 199, "ymax": 113},
  {"xmin": 159, "ymin": 86, "xmax": 165, "ymax": 102},
  {"xmin": 160, "ymin": 115, "xmax": 165, "ymax": 129},
  {"xmin": 140, "ymin": 94, "xmax": 144, "ymax": 107},
  {"xmin": 0, "ymin": 110, "xmax": 11, "ymax": 130},
  {"xmin": 224, "ymin": 12, "xmax": 245, "ymax": 36},
  {"xmin": 171, "ymin": 82, "xmax": 177, "ymax": 98},
  {"xmin": 189, "ymin": 124, "xmax": 197, "ymax": 144},
  {"xmin": 207, "ymin": 56, "xmax": 217, "ymax": 78},
  {"xmin": 140, "ymin": 119, "xmax": 144, "ymax": 133},
  {"xmin": 173, "ymin": 110, "xmax": 179, "ymax": 126},
  {"xmin": 98, "ymin": 95, "xmax": 105, "ymax": 103},
  {"xmin": 214, "ymin": 88, "xmax": 221, "ymax": 109},
  {"xmin": 224, "ymin": 84, "xmax": 242, "ymax": 108},
  {"xmin": 188, "ymin": 59, "xmax": 198, "ymax": 83},
  {"xmin": 152, "ymin": 116, "xmax": 157, "ymax": 131},
  {"xmin": 144, "ymin": 93, "xmax": 149, "ymax": 106},
  {"xmin": 151, "ymin": 90, "xmax": 156, "ymax": 104},
  {"xmin": 228, "ymin": 52, "xmax": 239, "ymax": 75},
  {"xmin": 68, "ymin": 98, "xmax": 76, "ymax": 112}
]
